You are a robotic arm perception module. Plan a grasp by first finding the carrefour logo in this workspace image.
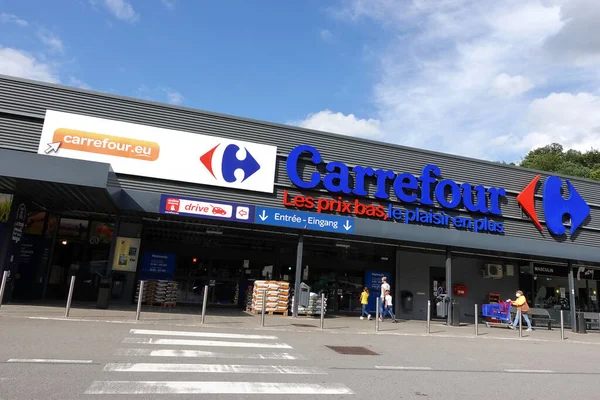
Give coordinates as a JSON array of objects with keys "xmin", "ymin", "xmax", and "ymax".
[
  {"xmin": 197, "ymin": 140, "xmax": 278, "ymax": 194},
  {"xmin": 200, "ymin": 143, "xmax": 261, "ymax": 183},
  {"xmin": 517, "ymin": 174, "xmax": 590, "ymax": 235}
]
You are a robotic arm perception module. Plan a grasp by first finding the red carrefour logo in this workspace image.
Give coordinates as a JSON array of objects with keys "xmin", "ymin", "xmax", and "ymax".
[{"xmin": 200, "ymin": 143, "xmax": 261, "ymax": 183}]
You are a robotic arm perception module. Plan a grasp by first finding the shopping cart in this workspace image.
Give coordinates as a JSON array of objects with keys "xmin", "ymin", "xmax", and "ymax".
[{"xmin": 482, "ymin": 301, "xmax": 512, "ymax": 328}]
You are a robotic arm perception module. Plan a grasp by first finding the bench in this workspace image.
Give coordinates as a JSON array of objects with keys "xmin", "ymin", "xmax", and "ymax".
[{"xmin": 511, "ymin": 307, "xmax": 554, "ymax": 330}]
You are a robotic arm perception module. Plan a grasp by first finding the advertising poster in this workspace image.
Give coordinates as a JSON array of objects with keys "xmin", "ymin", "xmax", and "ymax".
[
  {"xmin": 0, "ymin": 193, "xmax": 14, "ymax": 240},
  {"xmin": 112, "ymin": 237, "xmax": 141, "ymax": 272},
  {"xmin": 140, "ymin": 252, "xmax": 176, "ymax": 280},
  {"xmin": 364, "ymin": 270, "xmax": 392, "ymax": 314}
]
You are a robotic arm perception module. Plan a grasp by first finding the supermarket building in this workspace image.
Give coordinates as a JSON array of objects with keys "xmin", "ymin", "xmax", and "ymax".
[{"xmin": 1, "ymin": 74, "xmax": 599, "ymax": 326}]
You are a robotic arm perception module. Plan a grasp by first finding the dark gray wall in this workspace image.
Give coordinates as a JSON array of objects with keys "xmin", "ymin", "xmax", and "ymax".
[
  {"xmin": 396, "ymin": 250, "xmax": 520, "ymax": 322},
  {"xmin": 1, "ymin": 75, "xmax": 600, "ymax": 261}
]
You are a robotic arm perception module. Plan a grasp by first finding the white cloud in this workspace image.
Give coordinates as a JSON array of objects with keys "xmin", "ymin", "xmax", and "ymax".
[
  {"xmin": 492, "ymin": 73, "xmax": 534, "ymax": 98},
  {"xmin": 0, "ymin": 47, "xmax": 59, "ymax": 83},
  {"xmin": 320, "ymin": 29, "xmax": 334, "ymax": 42},
  {"xmin": 38, "ymin": 31, "xmax": 64, "ymax": 53},
  {"xmin": 104, "ymin": 0, "xmax": 139, "ymax": 23},
  {"xmin": 291, "ymin": 109, "xmax": 382, "ymax": 138},
  {"xmin": 321, "ymin": 0, "xmax": 600, "ymax": 161},
  {"xmin": 69, "ymin": 77, "xmax": 91, "ymax": 90},
  {"xmin": 166, "ymin": 89, "xmax": 184, "ymax": 105},
  {"xmin": 160, "ymin": 0, "xmax": 176, "ymax": 8},
  {"xmin": 520, "ymin": 92, "xmax": 600, "ymax": 152},
  {"xmin": 0, "ymin": 12, "xmax": 28, "ymax": 27}
]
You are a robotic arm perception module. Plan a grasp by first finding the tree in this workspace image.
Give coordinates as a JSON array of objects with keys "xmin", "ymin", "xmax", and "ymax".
[{"xmin": 517, "ymin": 143, "xmax": 600, "ymax": 181}]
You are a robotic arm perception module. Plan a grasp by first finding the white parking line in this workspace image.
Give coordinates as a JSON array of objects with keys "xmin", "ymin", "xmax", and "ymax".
[
  {"xmin": 115, "ymin": 348, "xmax": 301, "ymax": 360},
  {"xmin": 129, "ymin": 329, "xmax": 278, "ymax": 340},
  {"xmin": 122, "ymin": 337, "xmax": 293, "ymax": 349},
  {"xmin": 7, "ymin": 359, "xmax": 93, "ymax": 364},
  {"xmin": 85, "ymin": 381, "xmax": 354, "ymax": 395},
  {"xmin": 104, "ymin": 363, "xmax": 326, "ymax": 374},
  {"xmin": 375, "ymin": 366, "xmax": 433, "ymax": 371},
  {"xmin": 504, "ymin": 369, "xmax": 553, "ymax": 373}
]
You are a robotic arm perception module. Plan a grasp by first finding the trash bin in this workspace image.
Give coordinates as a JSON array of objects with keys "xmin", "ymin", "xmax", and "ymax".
[
  {"xmin": 451, "ymin": 300, "xmax": 460, "ymax": 326},
  {"xmin": 436, "ymin": 295, "xmax": 448, "ymax": 318},
  {"xmin": 97, "ymin": 278, "xmax": 111, "ymax": 309},
  {"xmin": 576, "ymin": 312, "xmax": 587, "ymax": 334}
]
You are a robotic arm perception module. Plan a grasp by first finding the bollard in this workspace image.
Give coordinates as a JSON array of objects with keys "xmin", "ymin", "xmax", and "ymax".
[
  {"xmin": 64, "ymin": 275, "xmax": 76, "ymax": 318},
  {"xmin": 518, "ymin": 309, "xmax": 522, "ymax": 338},
  {"xmin": 260, "ymin": 289, "xmax": 266, "ymax": 327},
  {"xmin": 426, "ymin": 300, "xmax": 431, "ymax": 334},
  {"xmin": 320, "ymin": 293, "xmax": 325, "ymax": 329},
  {"xmin": 375, "ymin": 297, "xmax": 380, "ymax": 332},
  {"xmin": 0, "ymin": 270, "xmax": 10, "ymax": 309},
  {"xmin": 136, "ymin": 280, "xmax": 145, "ymax": 321},
  {"xmin": 560, "ymin": 310, "xmax": 565, "ymax": 340},
  {"xmin": 201, "ymin": 285, "xmax": 208, "ymax": 324},
  {"xmin": 474, "ymin": 304, "xmax": 478, "ymax": 336}
]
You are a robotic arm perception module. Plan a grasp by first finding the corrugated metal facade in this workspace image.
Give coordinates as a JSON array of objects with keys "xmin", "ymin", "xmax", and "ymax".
[{"xmin": 1, "ymin": 75, "xmax": 598, "ymax": 249}]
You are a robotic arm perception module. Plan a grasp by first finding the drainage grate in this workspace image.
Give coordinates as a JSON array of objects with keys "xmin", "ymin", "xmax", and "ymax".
[
  {"xmin": 326, "ymin": 346, "xmax": 379, "ymax": 355},
  {"xmin": 291, "ymin": 323, "xmax": 317, "ymax": 328}
]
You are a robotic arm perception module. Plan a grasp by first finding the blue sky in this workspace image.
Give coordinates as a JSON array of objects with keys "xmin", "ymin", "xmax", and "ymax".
[{"xmin": 2, "ymin": 0, "xmax": 600, "ymax": 163}]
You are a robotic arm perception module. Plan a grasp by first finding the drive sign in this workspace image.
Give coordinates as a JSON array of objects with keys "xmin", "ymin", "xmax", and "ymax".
[{"xmin": 38, "ymin": 110, "xmax": 278, "ymax": 193}]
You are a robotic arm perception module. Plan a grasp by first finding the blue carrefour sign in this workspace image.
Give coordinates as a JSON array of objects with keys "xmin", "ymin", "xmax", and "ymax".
[
  {"xmin": 285, "ymin": 144, "xmax": 506, "ymax": 215},
  {"xmin": 254, "ymin": 206, "xmax": 354, "ymax": 234}
]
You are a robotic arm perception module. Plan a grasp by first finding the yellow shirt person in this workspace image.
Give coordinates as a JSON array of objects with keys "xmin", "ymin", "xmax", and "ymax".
[{"xmin": 360, "ymin": 288, "xmax": 371, "ymax": 320}]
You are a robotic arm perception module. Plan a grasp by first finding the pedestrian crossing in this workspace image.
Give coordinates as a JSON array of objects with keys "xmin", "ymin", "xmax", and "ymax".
[{"xmin": 85, "ymin": 328, "xmax": 354, "ymax": 396}]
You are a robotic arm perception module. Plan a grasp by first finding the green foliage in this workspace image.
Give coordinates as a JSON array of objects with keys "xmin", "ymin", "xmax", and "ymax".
[
  {"xmin": 0, "ymin": 197, "xmax": 11, "ymax": 223},
  {"xmin": 518, "ymin": 143, "xmax": 600, "ymax": 181}
]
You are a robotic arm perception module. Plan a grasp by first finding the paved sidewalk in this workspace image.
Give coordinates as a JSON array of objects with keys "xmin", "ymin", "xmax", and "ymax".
[{"xmin": 2, "ymin": 303, "xmax": 599, "ymax": 345}]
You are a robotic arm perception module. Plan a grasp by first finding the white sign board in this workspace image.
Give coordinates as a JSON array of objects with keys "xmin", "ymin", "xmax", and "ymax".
[{"xmin": 38, "ymin": 110, "xmax": 278, "ymax": 193}]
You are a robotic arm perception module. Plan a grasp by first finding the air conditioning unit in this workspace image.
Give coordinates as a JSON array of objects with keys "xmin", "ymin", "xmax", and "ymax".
[{"xmin": 483, "ymin": 264, "xmax": 503, "ymax": 279}]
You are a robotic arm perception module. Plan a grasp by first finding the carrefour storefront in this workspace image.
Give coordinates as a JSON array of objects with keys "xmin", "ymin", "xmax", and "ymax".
[{"xmin": 1, "ymin": 75, "xmax": 599, "ymax": 327}]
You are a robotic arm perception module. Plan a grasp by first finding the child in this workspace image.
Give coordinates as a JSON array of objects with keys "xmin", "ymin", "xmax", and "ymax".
[
  {"xmin": 381, "ymin": 290, "xmax": 398, "ymax": 323},
  {"xmin": 360, "ymin": 287, "xmax": 371, "ymax": 320}
]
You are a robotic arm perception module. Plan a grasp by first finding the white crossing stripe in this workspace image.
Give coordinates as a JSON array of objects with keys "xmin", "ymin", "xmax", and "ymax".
[
  {"xmin": 129, "ymin": 329, "xmax": 278, "ymax": 340},
  {"xmin": 7, "ymin": 359, "xmax": 93, "ymax": 364},
  {"xmin": 85, "ymin": 381, "xmax": 354, "ymax": 395},
  {"xmin": 104, "ymin": 363, "xmax": 326, "ymax": 374},
  {"xmin": 122, "ymin": 337, "xmax": 293, "ymax": 349},
  {"xmin": 504, "ymin": 369, "xmax": 553, "ymax": 373},
  {"xmin": 375, "ymin": 366, "xmax": 433, "ymax": 371},
  {"xmin": 115, "ymin": 348, "xmax": 302, "ymax": 360}
]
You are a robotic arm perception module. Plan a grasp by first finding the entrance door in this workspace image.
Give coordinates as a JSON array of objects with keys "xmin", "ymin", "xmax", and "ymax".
[{"xmin": 429, "ymin": 266, "xmax": 446, "ymax": 319}]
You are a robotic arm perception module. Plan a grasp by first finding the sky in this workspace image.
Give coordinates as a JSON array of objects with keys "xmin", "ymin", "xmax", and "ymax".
[{"xmin": 1, "ymin": 0, "xmax": 600, "ymax": 163}]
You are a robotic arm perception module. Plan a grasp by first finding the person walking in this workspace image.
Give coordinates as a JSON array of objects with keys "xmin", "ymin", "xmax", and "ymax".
[
  {"xmin": 379, "ymin": 276, "xmax": 390, "ymax": 320},
  {"xmin": 507, "ymin": 290, "xmax": 532, "ymax": 331},
  {"xmin": 381, "ymin": 290, "xmax": 398, "ymax": 323},
  {"xmin": 359, "ymin": 287, "xmax": 371, "ymax": 320}
]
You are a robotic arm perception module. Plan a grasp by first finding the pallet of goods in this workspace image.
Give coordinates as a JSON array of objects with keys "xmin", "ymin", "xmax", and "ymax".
[
  {"xmin": 134, "ymin": 280, "xmax": 178, "ymax": 307},
  {"xmin": 291, "ymin": 292, "xmax": 327, "ymax": 316},
  {"xmin": 249, "ymin": 280, "xmax": 290, "ymax": 315}
]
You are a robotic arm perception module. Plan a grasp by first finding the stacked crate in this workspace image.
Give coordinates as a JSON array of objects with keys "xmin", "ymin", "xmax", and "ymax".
[
  {"xmin": 291, "ymin": 292, "xmax": 328, "ymax": 316},
  {"xmin": 250, "ymin": 280, "xmax": 290, "ymax": 315},
  {"xmin": 134, "ymin": 280, "xmax": 178, "ymax": 307}
]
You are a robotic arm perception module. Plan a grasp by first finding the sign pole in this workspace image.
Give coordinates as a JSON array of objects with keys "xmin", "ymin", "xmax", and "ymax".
[
  {"xmin": 201, "ymin": 285, "xmax": 208, "ymax": 324},
  {"xmin": 292, "ymin": 235, "xmax": 303, "ymax": 318},
  {"xmin": 0, "ymin": 271, "xmax": 10, "ymax": 309},
  {"xmin": 64, "ymin": 275, "xmax": 76, "ymax": 317}
]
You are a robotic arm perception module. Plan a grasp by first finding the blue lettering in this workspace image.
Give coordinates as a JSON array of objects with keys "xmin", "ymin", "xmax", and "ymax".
[
  {"xmin": 373, "ymin": 169, "xmax": 395, "ymax": 199},
  {"xmin": 393, "ymin": 173, "xmax": 418, "ymax": 202},
  {"xmin": 352, "ymin": 166, "xmax": 374, "ymax": 196},
  {"xmin": 286, "ymin": 145, "xmax": 322, "ymax": 189},
  {"xmin": 462, "ymin": 183, "xmax": 489, "ymax": 214},
  {"xmin": 392, "ymin": 207, "xmax": 403, "ymax": 220},
  {"xmin": 487, "ymin": 187, "xmax": 506, "ymax": 216},
  {"xmin": 496, "ymin": 222, "xmax": 504, "ymax": 234},
  {"xmin": 453, "ymin": 216, "xmax": 463, "ymax": 228},
  {"xmin": 435, "ymin": 179, "xmax": 461, "ymax": 208},
  {"xmin": 323, "ymin": 161, "xmax": 352, "ymax": 194},
  {"xmin": 419, "ymin": 164, "xmax": 440, "ymax": 206}
]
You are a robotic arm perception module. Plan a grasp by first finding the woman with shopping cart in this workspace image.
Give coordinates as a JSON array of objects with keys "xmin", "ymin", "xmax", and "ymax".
[{"xmin": 506, "ymin": 290, "xmax": 532, "ymax": 332}]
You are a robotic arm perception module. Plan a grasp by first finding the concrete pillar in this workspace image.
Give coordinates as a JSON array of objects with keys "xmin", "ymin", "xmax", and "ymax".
[{"xmin": 568, "ymin": 261, "xmax": 576, "ymax": 332}]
